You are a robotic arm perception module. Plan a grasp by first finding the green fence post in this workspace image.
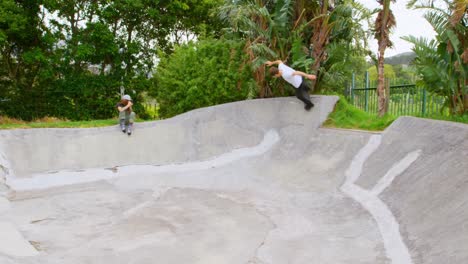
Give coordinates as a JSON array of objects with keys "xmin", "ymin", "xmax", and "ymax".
[
  {"xmin": 422, "ymin": 88, "xmax": 427, "ymax": 116},
  {"xmin": 365, "ymin": 71, "xmax": 369, "ymax": 112}
]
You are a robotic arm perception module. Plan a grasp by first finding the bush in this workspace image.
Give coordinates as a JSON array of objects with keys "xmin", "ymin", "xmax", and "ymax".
[
  {"xmin": 0, "ymin": 72, "xmax": 151, "ymax": 121},
  {"xmin": 153, "ymin": 38, "xmax": 257, "ymax": 118}
]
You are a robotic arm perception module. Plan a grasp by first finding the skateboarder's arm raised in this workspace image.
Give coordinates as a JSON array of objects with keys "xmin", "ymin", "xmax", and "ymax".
[
  {"xmin": 265, "ymin": 60, "xmax": 283, "ymax": 67},
  {"xmin": 293, "ymin": 71, "xmax": 316, "ymax": 81}
]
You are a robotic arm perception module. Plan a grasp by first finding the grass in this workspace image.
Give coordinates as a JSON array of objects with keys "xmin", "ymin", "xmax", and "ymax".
[
  {"xmin": 415, "ymin": 113, "xmax": 468, "ymax": 124},
  {"xmin": 0, "ymin": 116, "xmax": 119, "ymax": 129},
  {"xmin": 323, "ymin": 96, "xmax": 397, "ymax": 131},
  {"xmin": 323, "ymin": 96, "xmax": 467, "ymax": 131}
]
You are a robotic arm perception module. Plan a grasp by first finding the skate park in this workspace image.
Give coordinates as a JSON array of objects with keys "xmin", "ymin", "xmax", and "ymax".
[{"xmin": 0, "ymin": 95, "xmax": 467, "ymax": 264}]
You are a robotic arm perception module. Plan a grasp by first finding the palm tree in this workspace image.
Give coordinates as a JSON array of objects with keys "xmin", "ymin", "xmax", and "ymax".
[
  {"xmin": 219, "ymin": 0, "xmax": 296, "ymax": 97},
  {"xmin": 406, "ymin": 0, "xmax": 467, "ymax": 114},
  {"xmin": 307, "ymin": 0, "xmax": 335, "ymax": 91},
  {"xmin": 374, "ymin": 0, "xmax": 396, "ymax": 117},
  {"xmin": 220, "ymin": 0, "xmax": 373, "ymax": 95},
  {"xmin": 314, "ymin": 0, "xmax": 374, "ymax": 92}
]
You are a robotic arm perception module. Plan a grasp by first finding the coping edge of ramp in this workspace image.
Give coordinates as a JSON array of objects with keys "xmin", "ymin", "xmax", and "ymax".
[{"xmin": 341, "ymin": 135, "xmax": 419, "ymax": 264}]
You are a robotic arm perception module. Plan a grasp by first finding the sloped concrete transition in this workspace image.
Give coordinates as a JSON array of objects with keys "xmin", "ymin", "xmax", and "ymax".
[{"xmin": 0, "ymin": 96, "xmax": 466, "ymax": 264}]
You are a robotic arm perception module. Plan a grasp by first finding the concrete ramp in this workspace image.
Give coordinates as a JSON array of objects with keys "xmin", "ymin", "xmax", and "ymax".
[
  {"xmin": 355, "ymin": 117, "xmax": 468, "ymax": 264},
  {"xmin": 0, "ymin": 96, "xmax": 466, "ymax": 264}
]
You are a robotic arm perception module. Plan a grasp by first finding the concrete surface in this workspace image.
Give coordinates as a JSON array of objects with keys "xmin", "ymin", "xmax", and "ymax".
[
  {"xmin": 0, "ymin": 222, "xmax": 38, "ymax": 257},
  {"xmin": 0, "ymin": 96, "xmax": 466, "ymax": 264}
]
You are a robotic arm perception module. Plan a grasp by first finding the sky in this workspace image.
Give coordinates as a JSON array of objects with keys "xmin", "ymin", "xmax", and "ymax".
[{"xmin": 356, "ymin": 0, "xmax": 437, "ymax": 57}]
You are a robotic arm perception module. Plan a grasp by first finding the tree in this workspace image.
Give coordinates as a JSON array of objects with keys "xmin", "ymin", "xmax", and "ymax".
[
  {"xmin": 405, "ymin": 0, "xmax": 467, "ymax": 114},
  {"xmin": 219, "ymin": 0, "xmax": 373, "ymax": 96},
  {"xmin": 0, "ymin": 0, "xmax": 231, "ymax": 120},
  {"xmin": 154, "ymin": 39, "xmax": 255, "ymax": 118},
  {"xmin": 162, "ymin": 0, "xmax": 226, "ymax": 46},
  {"xmin": 308, "ymin": 0, "xmax": 334, "ymax": 90},
  {"xmin": 313, "ymin": 0, "xmax": 374, "ymax": 92},
  {"xmin": 219, "ymin": 0, "xmax": 296, "ymax": 97},
  {"xmin": 0, "ymin": 0, "xmax": 53, "ymax": 120},
  {"xmin": 374, "ymin": 0, "xmax": 396, "ymax": 117}
]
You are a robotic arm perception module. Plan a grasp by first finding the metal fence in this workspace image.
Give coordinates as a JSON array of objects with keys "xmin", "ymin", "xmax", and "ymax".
[{"xmin": 346, "ymin": 73, "xmax": 448, "ymax": 116}]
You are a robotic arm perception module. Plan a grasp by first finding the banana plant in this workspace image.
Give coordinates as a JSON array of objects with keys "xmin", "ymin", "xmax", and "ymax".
[
  {"xmin": 219, "ymin": 0, "xmax": 296, "ymax": 97},
  {"xmin": 374, "ymin": 0, "xmax": 396, "ymax": 117},
  {"xmin": 219, "ymin": 0, "xmax": 373, "ymax": 96},
  {"xmin": 405, "ymin": 0, "xmax": 467, "ymax": 114}
]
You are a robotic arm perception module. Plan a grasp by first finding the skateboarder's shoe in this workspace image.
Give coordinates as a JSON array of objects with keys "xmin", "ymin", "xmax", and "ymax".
[
  {"xmin": 305, "ymin": 103, "xmax": 314, "ymax": 111},
  {"xmin": 127, "ymin": 124, "xmax": 133, "ymax": 136},
  {"xmin": 120, "ymin": 120, "xmax": 126, "ymax": 133}
]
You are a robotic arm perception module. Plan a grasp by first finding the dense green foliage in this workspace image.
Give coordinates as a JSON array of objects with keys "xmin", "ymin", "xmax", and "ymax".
[
  {"xmin": 218, "ymin": 0, "xmax": 373, "ymax": 96},
  {"xmin": 0, "ymin": 0, "xmax": 224, "ymax": 121},
  {"xmin": 154, "ymin": 39, "xmax": 256, "ymax": 118}
]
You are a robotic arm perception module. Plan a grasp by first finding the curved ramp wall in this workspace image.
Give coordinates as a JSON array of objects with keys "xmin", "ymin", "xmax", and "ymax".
[
  {"xmin": 355, "ymin": 117, "xmax": 468, "ymax": 264},
  {"xmin": 0, "ymin": 96, "xmax": 338, "ymax": 180}
]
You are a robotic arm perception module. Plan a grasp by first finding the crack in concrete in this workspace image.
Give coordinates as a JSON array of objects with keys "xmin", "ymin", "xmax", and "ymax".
[
  {"xmin": 246, "ymin": 209, "xmax": 277, "ymax": 264},
  {"xmin": 213, "ymin": 192, "xmax": 278, "ymax": 264}
]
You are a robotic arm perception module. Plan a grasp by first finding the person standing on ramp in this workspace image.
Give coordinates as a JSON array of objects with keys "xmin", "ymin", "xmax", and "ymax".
[{"xmin": 265, "ymin": 60, "xmax": 316, "ymax": 111}]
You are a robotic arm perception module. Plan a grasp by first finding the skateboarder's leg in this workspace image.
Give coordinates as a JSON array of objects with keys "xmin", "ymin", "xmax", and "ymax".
[
  {"xmin": 295, "ymin": 84, "xmax": 314, "ymax": 110},
  {"xmin": 119, "ymin": 111, "xmax": 126, "ymax": 132},
  {"xmin": 126, "ymin": 112, "xmax": 136, "ymax": 135}
]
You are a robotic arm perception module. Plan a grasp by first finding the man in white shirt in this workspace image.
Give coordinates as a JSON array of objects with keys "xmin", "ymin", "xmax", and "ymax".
[{"xmin": 265, "ymin": 60, "xmax": 316, "ymax": 110}]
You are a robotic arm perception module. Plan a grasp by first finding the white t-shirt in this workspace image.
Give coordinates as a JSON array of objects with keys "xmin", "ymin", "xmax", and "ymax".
[{"xmin": 279, "ymin": 63, "xmax": 302, "ymax": 88}]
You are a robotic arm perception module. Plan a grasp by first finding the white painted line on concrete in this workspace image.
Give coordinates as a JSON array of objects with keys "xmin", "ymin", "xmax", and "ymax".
[
  {"xmin": 371, "ymin": 150, "xmax": 421, "ymax": 195},
  {"xmin": 0, "ymin": 222, "xmax": 38, "ymax": 257},
  {"xmin": 341, "ymin": 135, "xmax": 413, "ymax": 264},
  {"xmin": 344, "ymin": 135, "xmax": 381, "ymax": 184},
  {"xmin": 0, "ymin": 151, "xmax": 12, "ymax": 213},
  {"xmin": 0, "ymin": 151, "xmax": 13, "ymax": 178},
  {"xmin": 7, "ymin": 130, "xmax": 280, "ymax": 191},
  {"xmin": 341, "ymin": 184, "xmax": 413, "ymax": 264}
]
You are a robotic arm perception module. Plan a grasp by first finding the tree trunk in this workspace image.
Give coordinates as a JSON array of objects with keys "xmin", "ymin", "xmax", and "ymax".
[
  {"xmin": 464, "ymin": 78, "xmax": 468, "ymax": 113},
  {"xmin": 377, "ymin": 50, "xmax": 388, "ymax": 117},
  {"xmin": 376, "ymin": 0, "xmax": 392, "ymax": 117},
  {"xmin": 309, "ymin": 1, "xmax": 330, "ymax": 92}
]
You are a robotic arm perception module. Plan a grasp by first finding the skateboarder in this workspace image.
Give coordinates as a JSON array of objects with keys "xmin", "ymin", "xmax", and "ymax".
[
  {"xmin": 116, "ymin": 94, "xmax": 136, "ymax": 135},
  {"xmin": 265, "ymin": 60, "xmax": 316, "ymax": 110}
]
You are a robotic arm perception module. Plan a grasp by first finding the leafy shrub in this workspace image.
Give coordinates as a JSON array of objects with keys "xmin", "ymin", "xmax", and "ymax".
[
  {"xmin": 0, "ymin": 72, "xmax": 150, "ymax": 121},
  {"xmin": 153, "ymin": 38, "xmax": 257, "ymax": 118}
]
